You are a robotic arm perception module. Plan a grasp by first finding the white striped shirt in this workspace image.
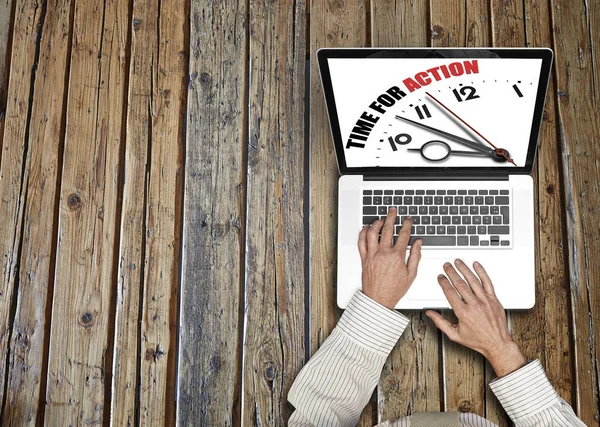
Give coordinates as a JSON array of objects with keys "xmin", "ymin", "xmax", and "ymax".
[{"xmin": 288, "ymin": 291, "xmax": 585, "ymax": 427}]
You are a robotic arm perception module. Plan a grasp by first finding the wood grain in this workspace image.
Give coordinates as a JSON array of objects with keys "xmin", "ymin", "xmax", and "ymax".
[
  {"xmin": 44, "ymin": 0, "xmax": 129, "ymax": 423},
  {"xmin": 0, "ymin": 0, "xmax": 14, "ymax": 153},
  {"xmin": 1, "ymin": 0, "xmax": 72, "ymax": 424},
  {"xmin": 429, "ymin": 0, "xmax": 487, "ymax": 417},
  {"xmin": 0, "ymin": 0, "xmax": 44, "ymax": 416},
  {"xmin": 308, "ymin": 0, "xmax": 370, "ymax": 424},
  {"xmin": 370, "ymin": 0, "xmax": 442, "ymax": 422},
  {"xmin": 551, "ymin": 0, "xmax": 600, "ymax": 423},
  {"xmin": 177, "ymin": 0, "xmax": 246, "ymax": 425},
  {"xmin": 242, "ymin": 1, "xmax": 306, "ymax": 424}
]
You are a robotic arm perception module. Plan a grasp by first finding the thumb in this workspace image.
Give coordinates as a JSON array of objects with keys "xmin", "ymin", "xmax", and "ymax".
[{"xmin": 426, "ymin": 310, "xmax": 459, "ymax": 342}]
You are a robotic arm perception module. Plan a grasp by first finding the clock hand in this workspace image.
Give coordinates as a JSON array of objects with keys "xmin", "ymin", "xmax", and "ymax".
[
  {"xmin": 425, "ymin": 91, "xmax": 517, "ymax": 166},
  {"xmin": 395, "ymin": 115, "xmax": 492, "ymax": 154}
]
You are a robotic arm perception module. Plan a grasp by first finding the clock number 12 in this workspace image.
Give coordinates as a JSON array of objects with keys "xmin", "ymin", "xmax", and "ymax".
[{"xmin": 452, "ymin": 85, "xmax": 480, "ymax": 102}]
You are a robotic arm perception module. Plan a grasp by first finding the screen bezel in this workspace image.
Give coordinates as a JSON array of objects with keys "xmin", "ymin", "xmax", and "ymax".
[{"xmin": 317, "ymin": 48, "xmax": 553, "ymax": 176}]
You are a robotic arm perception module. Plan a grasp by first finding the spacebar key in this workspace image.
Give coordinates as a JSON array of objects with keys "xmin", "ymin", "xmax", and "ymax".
[{"xmin": 408, "ymin": 236, "xmax": 456, "ymax": 246}]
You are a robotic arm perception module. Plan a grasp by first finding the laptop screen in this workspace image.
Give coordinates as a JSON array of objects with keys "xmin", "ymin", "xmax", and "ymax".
[{"xmin": 319, "ymin": 49, "xmax": 553, "ymax": 174}]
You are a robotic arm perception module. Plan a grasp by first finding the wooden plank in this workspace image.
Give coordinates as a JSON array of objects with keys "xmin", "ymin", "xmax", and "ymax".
[
  {"xmin": 429, "ymin": 0, "xmax": 487, "ymax": 417},
  {"xmin": 370, "ymin": 0, "xmax": 441, "ymax": 422},
  {"xmin": 138, "ymin": 0, "xmax": 186, "ymax": 423},
  {"xmin": 44, "ymin": 0, "xmax": 129, "ymax": 423},
  {"xmin": 0, "ymin": 0, "xmax": 71, "ymax": 424},
  {"xmin": 177, "ymin": 0, "xmax": 246, "ymax": 425},
  {"xmin": 242, "ymin": 1, "xmax": 306, "ymax": 424},
  {"xmin": 551, "ymin": 0, "xmax": 600, "ymax": 423},
  {"xmin": 0, "ymin": 0, "xmax": 44, "ymax": 415},
  {"xmin": 308, "ymin": 0, "xmax": 370, "ymax": 425},
  {"xmin": 0, "ymin": 0, "xmax": 14, "ymax": 150}
]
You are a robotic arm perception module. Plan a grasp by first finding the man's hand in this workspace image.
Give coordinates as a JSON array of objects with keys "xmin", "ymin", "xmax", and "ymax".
[
  {"xmin": 426, "ymin": 260, "xmax": 527, "ymax": 378},
  {"xmin": 357, "ymin": 208, "xmax": 422, "ymax": 309}
]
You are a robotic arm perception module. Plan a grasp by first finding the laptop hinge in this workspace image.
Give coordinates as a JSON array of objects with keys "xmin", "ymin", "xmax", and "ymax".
[{"xmin": 363, "ymin": 172, "xmax": 509, "ymax": 181}]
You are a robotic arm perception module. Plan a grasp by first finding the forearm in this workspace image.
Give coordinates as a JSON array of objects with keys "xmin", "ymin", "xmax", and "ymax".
[
  {"xmin": 489, "ymin": 359, "xmax": 585, "ymax": 426},
  {"xmin": 288, "ymin": 291, "xmax": 409, "ymax": 427}
]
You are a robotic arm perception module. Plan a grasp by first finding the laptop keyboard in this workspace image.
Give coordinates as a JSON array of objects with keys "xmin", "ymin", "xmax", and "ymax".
[{"xmin": 362, "ymin": 189, "xmax": 511, "ymax": 247}]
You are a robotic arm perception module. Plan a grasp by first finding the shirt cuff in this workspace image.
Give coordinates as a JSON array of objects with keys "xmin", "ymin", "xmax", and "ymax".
[
  {"xmin": 489, "ymin": 359, "xmax": 559, "ymax": 421},
  {"xmin": 336, "ymin": 290, "xmax": 410, "ymax": 354}
]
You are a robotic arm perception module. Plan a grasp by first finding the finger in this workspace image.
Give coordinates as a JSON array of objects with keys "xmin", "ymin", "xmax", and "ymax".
[
  {"xmin": 443, "ymin": 262, "xmax": 476, "ymax": 303},
  {"xmin": 453, "ymin": 259, "xmax": 485, "ymax": 299},
  {"xmin": 425, "ymin": 310, "xmax": 459, "ymax": 341},
  {"xmin": 357, "ymin": 225, "xmax": 368, "ymax": 261},
  {"xmin": 367, "ymin": 219, "xmax": 384, "ymax": 251},
  {"xmin": 380, "ymin": 207, "xmax": 397, "ymax": 247},
  {"xmin": 406, "ymin": 239, "xmax": 422, "ymax": 280},
  {"xmin": 436, "ymin": 274, "xmax": 464, "ymax": 309},
  {"xmin": 394, "ymin": 215, "xmax": 413, "ymax": 253},
  {"xmin": 473, "ymin": 261, "xmax": 496, "ymax": 295}
]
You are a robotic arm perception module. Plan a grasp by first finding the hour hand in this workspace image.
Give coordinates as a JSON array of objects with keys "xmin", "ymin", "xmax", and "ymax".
[{"xmin": 394, "ymin": 115, "xmax": 491, "ymax": 154}]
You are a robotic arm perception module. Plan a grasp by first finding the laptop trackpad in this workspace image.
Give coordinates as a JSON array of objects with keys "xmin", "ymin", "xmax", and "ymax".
[{"xmin": 406, "ymin": 258, "xmax": 452, "ymax": 301}]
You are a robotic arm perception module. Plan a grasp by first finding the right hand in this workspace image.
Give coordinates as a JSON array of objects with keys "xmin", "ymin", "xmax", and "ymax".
[{"xmin": 425, "ymin": 260, "xmax": 527, "ymax": 378}]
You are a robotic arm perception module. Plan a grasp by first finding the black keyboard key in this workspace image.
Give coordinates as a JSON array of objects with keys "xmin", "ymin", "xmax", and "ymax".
[
  {"xmin": 424, "ymin": 196, "xmax": 433, "ymax": 205},
  {"xmin": 373, "ymin": 196, "xmax": 382, "ymax": 205},
  {"xmin": 489, "ymin": 190, "xmax": 498, "ymax": 195},
  {"xmin": 405, "ymin": 190, "xmax": 415, "ymax": 195},
  {"xmin": 417, "ymin": 226, "xmax": 425, "ymax": 234},
  {"xmin": 363, "ymin": 196, "xmax": 372, "ymax": 205},
  {"xmin": 475, "ymin": 196, "xmax": 484, "ymax": 205},
  {"xmin": 363, "ymin": 190, "xmax": 372, "ymax": 195},
  {"xmin": 411, "ymin": 226, "xmax": 416, "ymax": 234},
  {"xmin": 447, "ymin": 190, "xmax": 457, "ymax": 195},
  {"xmin": 488, "ymin": 226, "xmax": 510, "ymax": 234},
  {"xmin": 470, "ymin": 236, "xmax": 479, "ymax": 246},
  {"xmin": 412, "ymin": 216, "xmax": 420, "ymax": 225},
  {"xmin": 378, "ymin": 206, "xmax": 388, "ymax": 215},
  {"xmin": 485, "ymin": 196, "xmax": 494, "ymax": 205},
  {"xmin": 491, "ymin": 206, "xmax": 499, "ymax": 215},
  {"xmin": 479, "ymin": 190, "xmax": 488, "ymax": 195},
  {"xmin": 480, "ymin": 240, "xmax": 489, "ymax": 246},
  {"xmin": 495, "ymin": 196, "xmax": 510, "ymax": 205},
  {"xmin": 467, "ymin": 226, "xmax": 476, "ymax": 234},
  {"xmin": 422, "ymin": 216, "xmax": 431, "ymax": 224},
  {"xmin": 458, "ymin": 190, "xmax": 467, "ymax": 195},
  {"xmin": 491, "ymin": 235, "xmax": 500, "ymax": 242},
  {"xmin": 455, "ymin": 196, "xmax": 464, "ymax": 205},
  {"xmin": 444, "ymin": 196, "xmax": 453, "ymax": 205},
  {"xmin": 458, "ymin": 236, "xmax": 468, "ymax": 246},
  {"xmin": 363, "ymin": 206, "xmax": 377, "ymax": 214},
  {"xmin": 440, "ymin": 206, "xmax": 449, "ymax": 215},
  {"xmin": 450, "ymin": 206, "xmax": 458, "ymax": 215},
  {"xmin": 491, "ymin": 240, "xmax": 500, "ymax": 246},
  {"xmin": 468, "ymin": 190, "xmax": 477, "ymax": 195},
  {"xmin": 501, "ymin": 240, "xmax": 510, "ymax": 246},
  {"xmin": 480, "ymin": 206, "xmax": 489, "ymax": 215},
  {"xmin": 434, "ymin": 196, "xmax": 443, "ymax": 205},
  {"xmin": 409, "ymin": 206, "xmax": 418, "ymax": 215},
  {"xmin": 447, "ymin": 225, "xmax": 456, "ymax": 234},
  {"xmin": 500, "ymin": 190, "xmax": 509, "ymax": 195},
  {"xmin": 394, "ymin": 196, "xmax": 402, "ymax": 204},
  {"xmin": 470, "ymin": 206, "xmax": 479, "ymax": 215},
  {"xmin": 363, "ymin": 216, "xmax": 378, "ymax": 224},
  {"xmin": 404, "ymin": 196, "xmax": 413, "ymax": 205},
  {"xmin": 457, "ymin": 226, "xmax": 466, "ymax": 234},
  {"xmin": 483, "ymin": 216, "xmax": 492, "ymax": 224},
  {"xmin": 416, "ymin": 190, "xmax": 425, "ymax": 195},
  {"xmin": 437, "ymin": 190, "xmax": 446, "ymax": 195},
  {"xmin": 427, "ymin": 226, "xmax": 436, "ymax": 234},
  {"xmin": 408, "ymin": 236, "xmax": 456, "ymax": 246},
  {"xmin": 399, "ymin": 206, "xmax": 407, "ymax": 215},
  {"xmin": 414, "ymin": 196, "xmax": 423, "ymax": 205},
  {"xmin": 437, "ymin": 226, "xmax": 446, "ymax": 234},
  {"xmin": 374, "ymin": 190, "xmax": 383, "ymax": 195},
  {"xmin": 442, "ymin": 216, "xmax": 451, "ymax": 224},
  {"xmin": 429, "ymin": 206, "xmax": 438, "ymax": 215},
  {"xmin": 460, "ymin": 206, "xmax": 468, "ymax": 215},
  {"xmin": 452, "ymin": 216, "xmax": 461, "ymax": 224},
  {"xmin": 465, "ymin": 196, "xmax": 474, "ymax": 205},
  {"xmin": 501, "ymin": 206, "xmax": 509, "ymax": 224},
  {"xmin": 477, "ymin": 225, "xmax": 486, "ymax": 234},
  {"xmin": 432, "ymin": 216, "xmax": 441, "ymax": 225},
  {"xmin": 462, "ymin": 216, "xmax": 471, "ymax": 224},
  {"xmin": 426, "ymin": 190, "xmax": 435, "ymax": 195},
  {"xmin": 395, "ymin": 190, "xmax": 404, "ymax": 195},
  {"xmin": 419, "ymin": 206, "xmax": 427, "ymax": 215},
  {"xmin": 493, "ymin": 216, "xmax": 502, "ymax": 224},
  {"xmin": 384, "ymin": 196, "xmax": 392, "ymax": 204},
  {"xmin": 395, "ymin": 225, "xmax": 401, "ymax": 234},
  {"xmin": 473, "ymin": 216, "xmax": 481, "ymax": 225},
  {"xmin": 384, "ymin": 190, "xmax": 393, "ymax": 195}
]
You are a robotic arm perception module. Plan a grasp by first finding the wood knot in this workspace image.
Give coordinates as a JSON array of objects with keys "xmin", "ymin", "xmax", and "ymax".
[
  {"xmin": 546, "ymin": 184, "xmax": 554, "ymax": 194},
  {"xmin": 199, "ymin": 72, "xmax": 211, "ymax": 85},
  {"xmin": 79, "ymin": 312, "xmax": 95, "ymax": 328},
  {"xmin": 458, "ymin": 400, "xmax": 473, "ymax": 412},
  {"xmin": 263, "ymin": 363, "xmax": 276, "ymax": 381},
  {"xmin": 431, "ymin": 25, "xmax": 445, "ymax": 39},
  {"xmin": 542, "ymin": 110, "xmax": 550, "ymax": 121},
  {"xmin": 132, "ymin": 18, "xmax": 141, "ymax": 31},
  {"xmin": 557, "ymin": 90, "xmax": 567, "ymax": 97},
  {"xmin": 67, "ymin": 193, "xmax": 83, "ymax": 210},
  {"xmin": 145, "ymin": 344, "xmax": 165, "ymax": 362}
]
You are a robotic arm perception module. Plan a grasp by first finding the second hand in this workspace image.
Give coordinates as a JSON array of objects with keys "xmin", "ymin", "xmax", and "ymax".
[{"xmin": 425, "ymin": 91, "xmax": 517, "ymax": 166}]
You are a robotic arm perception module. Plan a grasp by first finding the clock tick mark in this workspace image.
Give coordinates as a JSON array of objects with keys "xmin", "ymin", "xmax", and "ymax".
[
  {"xmin": 459, "ymin": 83, "xmax": 463, "ymax": 86},
  {"xmin": 518, "ymin": 80, "xmax": 521, "ymax": 83},
  {"xmin": 409, "ymin": 104, "xmax": 413, "ymax": 107}
]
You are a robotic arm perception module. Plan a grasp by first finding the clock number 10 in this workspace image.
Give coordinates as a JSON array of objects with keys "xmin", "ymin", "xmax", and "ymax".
[{"xmin": 452, "ymin": 85, "xmax": 480, "ymax": 102}]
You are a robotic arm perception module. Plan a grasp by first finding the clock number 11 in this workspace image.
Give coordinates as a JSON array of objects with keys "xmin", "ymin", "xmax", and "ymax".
[
  {"xmin": 452, "ymin": 85, "xmax": 480, "ymax": 102},
  {"xmin": 415, "ymin": 104, "xmax": 431, "ymax": 120}
]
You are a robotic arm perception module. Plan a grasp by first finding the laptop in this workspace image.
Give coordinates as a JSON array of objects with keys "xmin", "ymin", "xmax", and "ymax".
[{"xmin": 317, "ymin": 48, "xmax": 553, "ymax": 309}]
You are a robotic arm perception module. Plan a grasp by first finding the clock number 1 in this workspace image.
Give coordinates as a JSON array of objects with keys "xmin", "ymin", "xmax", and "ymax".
[
  {"xmin": 415, "ymin": 104, "xmax": 431, "ymax": 120},
  {"xmin": 452, "ymin": 85, "xmax": 480, "ymax": 102}
]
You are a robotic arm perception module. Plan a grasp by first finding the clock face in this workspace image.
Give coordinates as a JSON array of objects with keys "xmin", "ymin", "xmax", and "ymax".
[{"xmin": 327, "ymin": 57, "xmax": 544, "ymax": 168}]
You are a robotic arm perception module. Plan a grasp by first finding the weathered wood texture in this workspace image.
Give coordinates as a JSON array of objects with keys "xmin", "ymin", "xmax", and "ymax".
[
  {"xmin": 44, "ymin": 0, "xmax": 128, "ymax": 423},
  {"xmin": 0, "ymin": 0, "xmax": 44, "ymax": 417},
  {"xmin": 370, "ymin": 0, "xmax": 442, "ymax": 422},
  {"xmin": 308, "ymin": 0, "xmax": 371, "ymax": 425},
  {"xmin": 0, "ymin": 0, "xmax": 13, "ymax": 147},
  {"xmin": 242, "ymin": 1, "xmax": 306, "ymax": 424},
  {"xmin": 177, "ymin": 0, "xmax": 246, "ymax": 425},
  {"xmin": 552, "ymin": 0, "xmax": 600, "ymax": 423},
  {"xmin": 1, "ymin": 0, "xmax": 72, "ymax": 424}
]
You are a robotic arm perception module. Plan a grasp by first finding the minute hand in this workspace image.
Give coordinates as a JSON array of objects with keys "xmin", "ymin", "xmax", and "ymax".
[{"xmin": 394, "ymin": 115, "xmax": 491, "ymax": 153}]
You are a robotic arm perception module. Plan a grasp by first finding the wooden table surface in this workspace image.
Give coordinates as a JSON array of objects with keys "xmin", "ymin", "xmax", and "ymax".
[{"xmin": 0, "ymin": 0, "xmax": 598, "ymax": 425}]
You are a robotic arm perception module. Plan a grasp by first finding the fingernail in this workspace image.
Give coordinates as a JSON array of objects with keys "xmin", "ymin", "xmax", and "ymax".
[
  {"xmin": 474, "ymin": 261, "xmax": 480, "ymax": 266},
  {"xmin": 443, "ymin": 262, "xmax": 451, "ymax": 268},
  {"xmin": 390, "ymin": 206, "xmax": 397, "ymax": 211},
  {"xmin": 405, "ymin": 215, "xmax": 411, "ymax": 220},
  {"xmin": 455, "ymin": 259, "xmax": 462, "ymax": 264},
  {"xmin": 438, "ymin": 274, "xmax": 445, "ymax": 280},
  {"xmin": 425, "ymin": 312, "xmax": 431, "ymax": 317}
]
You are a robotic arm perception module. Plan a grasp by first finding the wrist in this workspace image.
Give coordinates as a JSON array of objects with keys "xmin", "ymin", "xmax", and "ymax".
[{"xmin": 486, "ymin": 341, "xmax": 526, "ymax": 378}]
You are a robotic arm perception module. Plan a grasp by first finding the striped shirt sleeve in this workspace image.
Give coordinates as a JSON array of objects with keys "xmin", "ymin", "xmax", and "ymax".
[
  {"xmin": 489, "ymin": 359, "xmax": 586, "ymax": 426},
  {"xmin": 288, "ymin": 290, "xmax": 410, "ymax": 427}
]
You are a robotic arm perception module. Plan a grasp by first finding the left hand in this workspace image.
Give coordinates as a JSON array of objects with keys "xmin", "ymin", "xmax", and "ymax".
[{"xmin": 357, "ymin": 208, "xmax": 422, "ymax": 309}]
